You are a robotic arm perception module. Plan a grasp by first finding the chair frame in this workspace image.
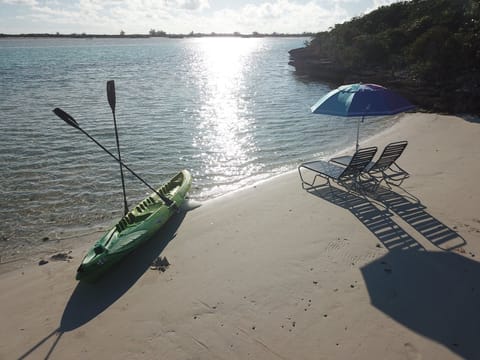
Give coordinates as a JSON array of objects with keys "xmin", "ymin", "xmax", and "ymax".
[
  {"xmin": 298, "ymin": 146, "xmax": 378, "ymax": 192},
  {"xmin": 366, "ymin": 141, "xmax": 409, "ymax": 186},
  {"xmin": 330, "ymin": 141, "xmax": 409, "ymax": 192}
]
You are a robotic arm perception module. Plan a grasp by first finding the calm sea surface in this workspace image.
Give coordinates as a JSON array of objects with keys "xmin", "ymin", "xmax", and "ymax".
[{"xmin": 0, "ymin": 37, "xmax": 396, "ymax": 261}]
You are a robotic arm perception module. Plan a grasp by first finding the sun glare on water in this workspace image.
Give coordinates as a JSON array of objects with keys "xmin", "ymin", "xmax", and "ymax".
[{"xmin": 188, "ymin": 38, "xmax": 263, "ymax": 192}]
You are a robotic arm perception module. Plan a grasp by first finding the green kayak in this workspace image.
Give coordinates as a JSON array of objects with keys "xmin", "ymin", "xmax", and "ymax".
[{"xmin": 76, "ymin": 169, "xmax": 192, "ymax": 282}]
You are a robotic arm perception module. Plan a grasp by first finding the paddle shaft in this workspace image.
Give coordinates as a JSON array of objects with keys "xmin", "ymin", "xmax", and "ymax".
[
  {"xmin": 53, "ymin": 108, "xmax": 174, "ymax": 206},
  {"xmin": 78, "ymin": 126, "xmax": 173, "ymax": 206},
  {"xmin": 107, "ymin": 80, "xmax": 129, "ymax": 215}
]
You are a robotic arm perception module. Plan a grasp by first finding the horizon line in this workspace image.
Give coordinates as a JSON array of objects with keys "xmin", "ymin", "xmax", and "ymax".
[{"xmin": 0, "ymin": 31, "xmax": 316, "ymax": 38}]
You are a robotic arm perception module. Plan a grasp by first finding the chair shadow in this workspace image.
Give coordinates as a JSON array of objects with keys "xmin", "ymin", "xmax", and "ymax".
[
  {"xmin": 307, "ymin": 185, "xmax": 424, "ymax": 252},
  {"xmin": 372, "ymin": 186, "xmax": 466, "ymax": 250},
  {"xmin": 16, "ymin": 211, "xmax": 187, "ymax": 360},
  {"xmin": 306, "ymin": 184, "xmax": 480, "ymax": 359}
]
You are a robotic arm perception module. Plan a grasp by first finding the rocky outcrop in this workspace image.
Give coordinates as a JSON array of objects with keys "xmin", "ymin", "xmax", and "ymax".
[{"xmin": 289, "ymin": 47, "xmax": 480, "ymax": 115}]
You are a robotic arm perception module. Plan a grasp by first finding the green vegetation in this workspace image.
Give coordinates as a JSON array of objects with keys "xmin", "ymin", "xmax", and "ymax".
[{"xmin": 290, "ymin": 0, "xmax": 480, "ymax": 113}]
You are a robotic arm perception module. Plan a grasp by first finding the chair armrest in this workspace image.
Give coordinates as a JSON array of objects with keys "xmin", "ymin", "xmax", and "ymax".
[{"xmin": 329, "ymin": 155, "xmax": 352, "ymax": 166}]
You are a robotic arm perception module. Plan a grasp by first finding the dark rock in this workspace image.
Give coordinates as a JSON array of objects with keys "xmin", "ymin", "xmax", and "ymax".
[
  {"xmin": 50, "ymin": 252, "xmax": 73, "ymax": 261},
  {"xmin": 150, "ymin": 256, "xmax": 170, "ymax": 272}
]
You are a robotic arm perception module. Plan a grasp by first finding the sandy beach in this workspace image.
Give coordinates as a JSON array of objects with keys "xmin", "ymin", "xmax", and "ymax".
[{"xmin": 1, "ymin": 113, "xmax": 479, "ymax": 359}]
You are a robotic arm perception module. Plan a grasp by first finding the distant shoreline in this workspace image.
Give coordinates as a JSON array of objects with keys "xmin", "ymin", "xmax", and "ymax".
[{"xmin": 0, "ymin": 33, "xmax": 313, "ymax": 39}]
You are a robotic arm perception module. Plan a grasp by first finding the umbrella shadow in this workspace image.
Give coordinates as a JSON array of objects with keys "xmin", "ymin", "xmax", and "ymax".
[
  {"xmin": 306, "ymin": 184, "xmax": 478, "ymax": 358},
  {"xmin": 16, "ymin": 211, "xmax": 186, "ymax": 360},
  {"xmin": 361, "ymin": 250, "xmax": 480, "ymax": 359},
  {"xmin": 461, "ymin": 115, "xmax": 480, "ymax": 124}
]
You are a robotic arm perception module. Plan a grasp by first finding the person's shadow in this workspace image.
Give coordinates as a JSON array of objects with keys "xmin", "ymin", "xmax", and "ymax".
[
  {"xmin": 17, "ymin": 211, "xmax": 186, "ymax": 360},
  {"xmin": 307, "ymin": 184, "xmax": 479, "ymax": 359}
]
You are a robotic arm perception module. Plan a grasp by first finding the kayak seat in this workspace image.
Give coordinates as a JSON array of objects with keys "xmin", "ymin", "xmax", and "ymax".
[
  {"xmin": 115, "ymin": 223, "xmax": 123, "ymax": 232},
  {"xmin": 94, "ymin": 244, "xmax": 106, "ymax": 255},
  {"xmin": 127, "ymin": 213, "xmax": 135, "ymax": 223},
  {"xmin": 116, "ymin": 212, "xmax": 138, "ymax": 232},
  {"xmin": 116, "ymin": 216, "xmax": 129, "ymax": 232}
]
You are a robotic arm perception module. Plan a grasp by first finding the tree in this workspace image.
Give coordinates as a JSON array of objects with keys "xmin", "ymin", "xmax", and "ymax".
[{"xmin": 149, "ymin": 29, "xmax": 166, "ymax": 37}]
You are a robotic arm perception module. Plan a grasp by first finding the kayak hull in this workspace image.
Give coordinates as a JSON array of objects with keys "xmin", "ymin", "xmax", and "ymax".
[{"xmin": 76, "ymin": 170, "xmax": 192, "ymax": 282}]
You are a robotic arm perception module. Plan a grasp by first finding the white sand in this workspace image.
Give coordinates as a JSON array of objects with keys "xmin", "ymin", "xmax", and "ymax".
[{"xmin": 1, "ymin": 113, "xmax": 479, "ymax": 359}]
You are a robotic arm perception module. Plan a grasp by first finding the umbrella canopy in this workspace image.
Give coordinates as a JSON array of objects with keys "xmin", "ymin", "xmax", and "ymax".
[
  {"xmin": 311, "ymin": 83, "xmax": 415, "ymax": 150},
  {"xmin": 311, "ymin": 83, "xmax": 415, "ymax": 116}
]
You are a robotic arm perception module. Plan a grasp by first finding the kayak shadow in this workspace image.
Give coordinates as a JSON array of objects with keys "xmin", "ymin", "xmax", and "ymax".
[{"xmin": 59, "ymin": 211, "xmax": 187, "ymax": 332}]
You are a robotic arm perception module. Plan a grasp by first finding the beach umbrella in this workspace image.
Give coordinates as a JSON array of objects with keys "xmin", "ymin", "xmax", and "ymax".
[{"xmin": 311, "ymin": 83, "xmax": 415, "ymax": 151}]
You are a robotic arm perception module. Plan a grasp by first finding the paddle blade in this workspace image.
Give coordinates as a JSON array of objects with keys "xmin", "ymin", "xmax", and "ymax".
[
  {"xmin": 107, "ymin": 80, "xmax": 116, "ymax": 111},
  {"xmin": 53, "ymin": 108, "xmax": 79, "ymax": 129}
]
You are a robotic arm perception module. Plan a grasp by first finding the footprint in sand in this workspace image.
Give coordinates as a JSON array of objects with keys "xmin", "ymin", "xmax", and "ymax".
[{"xmin": 404, "ymin": 342, "xmax": 422, "ymax": 360}]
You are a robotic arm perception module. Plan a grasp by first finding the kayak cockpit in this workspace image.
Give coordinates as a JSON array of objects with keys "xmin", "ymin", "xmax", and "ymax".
[
  {"xmin": 94, "ymin": 243, "xmax": 106, "ymax": 254},
  {"xmin": 115, "ymin": 211, "xmax": 153, "ymax": 233},
  {"xmin": 114, "ymin": 187, "xmax": 175, "ymax": 233}
]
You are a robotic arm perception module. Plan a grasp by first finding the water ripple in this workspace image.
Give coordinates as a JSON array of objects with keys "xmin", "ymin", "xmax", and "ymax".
[{"xmin": 0, "ymin": 37, "xmax": 397, "ymax": 259}]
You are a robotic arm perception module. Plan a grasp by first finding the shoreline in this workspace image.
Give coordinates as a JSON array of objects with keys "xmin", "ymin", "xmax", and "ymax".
[
  {"xmin": 1, "ymin": 112, "xmax": 479, "ymax": 359},
  {"xmin": 0, "ymin": 114, "xmax": 411, "ymax": 274}
]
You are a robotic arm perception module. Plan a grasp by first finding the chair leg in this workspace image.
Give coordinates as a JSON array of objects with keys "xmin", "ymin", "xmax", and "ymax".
[
  {"xmin": 298, "ymin": 166, "xmax": 328, "ymax": 190},
  {"xmin": 383, "ymin": 162, "xmax": 409, "ymax": 186}
]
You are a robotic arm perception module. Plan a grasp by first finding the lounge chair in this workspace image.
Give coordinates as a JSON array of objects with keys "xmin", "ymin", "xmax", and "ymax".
[
  {"xmin": 331, "ymin": 141, "xmax": 409, "ymax": 189},
  {"xmin": 298, "ymin": 146, "xmax": 378, "ymax": 191}
]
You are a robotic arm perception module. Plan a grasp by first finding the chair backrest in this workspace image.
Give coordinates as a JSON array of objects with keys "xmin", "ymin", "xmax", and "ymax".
[
  {"xmin": 340, "ymin": 146, "xmax": 378, "ymax": 178},
  {"xmin": 370, "ymin": 141, "xmax": 408, "ymax": 172}
]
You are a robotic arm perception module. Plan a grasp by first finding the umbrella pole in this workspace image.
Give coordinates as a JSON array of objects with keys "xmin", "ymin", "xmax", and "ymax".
[{"xmin": 356, "ymin": 116, "xmax": 363, "ymax": 152}]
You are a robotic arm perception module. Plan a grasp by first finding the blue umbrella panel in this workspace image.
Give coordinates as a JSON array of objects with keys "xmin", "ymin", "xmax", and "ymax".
[{"xmin": 311, "ymin": 83, "xmax": 415, "ymax": 150}]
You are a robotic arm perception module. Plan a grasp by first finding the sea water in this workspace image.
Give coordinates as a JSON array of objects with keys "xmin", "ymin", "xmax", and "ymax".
[{"xmin": 0, "ymin": 37, "xmax": 397, "ymax": 260}]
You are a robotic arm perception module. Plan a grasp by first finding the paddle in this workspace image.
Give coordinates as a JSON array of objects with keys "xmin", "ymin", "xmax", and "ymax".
[
  {"xmin": 107, "ymin": 80, "xmax": 129, "ymax": 215},
  {"xmin": 53, "ymin": 108, "xmax": 174, "ymax": 207}
]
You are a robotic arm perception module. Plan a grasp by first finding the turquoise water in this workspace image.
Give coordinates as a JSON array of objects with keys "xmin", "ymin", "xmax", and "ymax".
[{"xmin": 0, "ymin": 37, "xmax": 396, "ymax": 259}]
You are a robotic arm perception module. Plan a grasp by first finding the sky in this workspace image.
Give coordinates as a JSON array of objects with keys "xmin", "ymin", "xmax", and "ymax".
[{"xmin": 0, "ymin": 0, "xmax": 403, "ymax": 35}]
